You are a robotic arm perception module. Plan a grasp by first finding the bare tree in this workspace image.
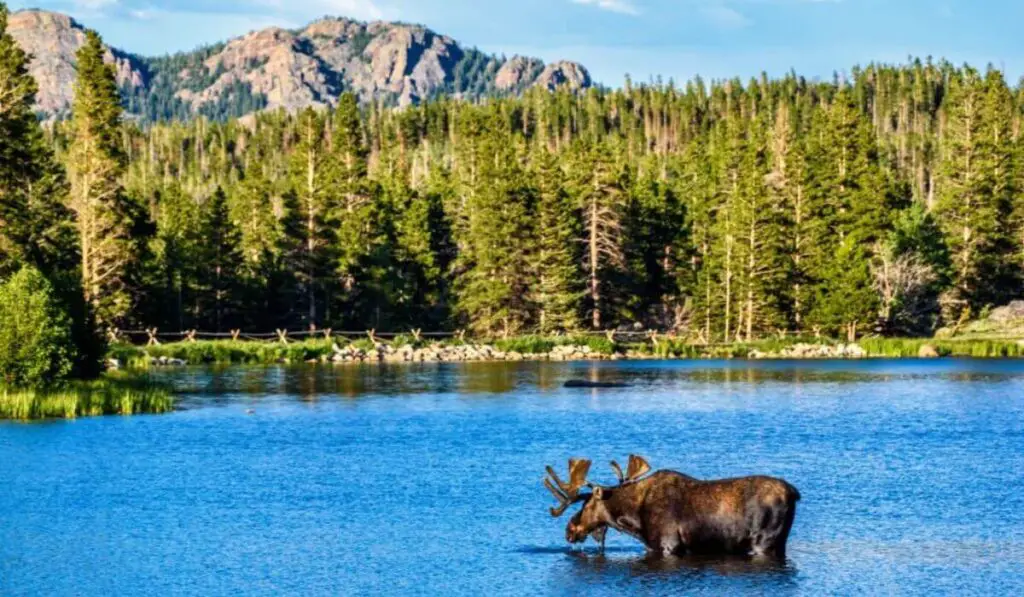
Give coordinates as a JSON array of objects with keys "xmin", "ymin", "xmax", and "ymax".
[{"xmin": 872, "ymin": 246, "xmax": 937, "ymax": 334}]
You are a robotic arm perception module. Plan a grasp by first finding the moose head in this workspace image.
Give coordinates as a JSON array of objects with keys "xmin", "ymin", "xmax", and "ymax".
[{"xmin": 544, "ymin": 455, "xmax": 652, "ymax": 547}]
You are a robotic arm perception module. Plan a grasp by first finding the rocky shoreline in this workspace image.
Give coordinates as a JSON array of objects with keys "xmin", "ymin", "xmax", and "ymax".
[
  {"xmin": 328, "ymin": 342, "xmax": 619, "ymax": 363},
  {"xmin": 132, "ymin": 340, "xmax": 907, "ymax": 368}
]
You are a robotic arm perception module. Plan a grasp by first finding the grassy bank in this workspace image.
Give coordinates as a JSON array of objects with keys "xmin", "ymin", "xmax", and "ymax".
[
  {"xmin": 649, "ymin": 336, "xmax": 1024, "ymax": 359},
  {"xmin": 492, "ymin": 335, "xmax": 616, "ymax": 355},
  {"xmin": 109, "ymin": 339, "xmax": 341, "ymax": 367},
  {"xmin": 0, "ymin": 377, "xmax": 174, "ymax": 420},
  {"xmin": 856, "ymin": 337, "xmax": 1024, "ymax": 358},
  {"xmin": 106, "ymin": 333, "xmax": 1024, "ymax": 369}
]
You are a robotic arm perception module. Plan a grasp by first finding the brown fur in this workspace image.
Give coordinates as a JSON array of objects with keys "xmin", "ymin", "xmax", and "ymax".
[{"xmin": 566, "ymin": 471, "xmax": 800, "ymax": 559}]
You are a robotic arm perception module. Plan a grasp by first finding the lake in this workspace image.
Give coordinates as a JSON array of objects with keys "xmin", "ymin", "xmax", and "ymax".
[{"xmin": 2, "ymin": 359, "xmax": 1024, "ymax": 595}]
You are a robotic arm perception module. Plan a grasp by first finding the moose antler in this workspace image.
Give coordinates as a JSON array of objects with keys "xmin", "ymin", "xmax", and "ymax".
[
  {"xmin": 627, "ymin": 455, "xmax": 651, "ymax": 480},
  {"xmin": 609, "ymin": 454, "xmax": 652, "ymax": 484},
  {"xmin": 544, "ymin": 458, "xmax": 592, "ymax": 517}
]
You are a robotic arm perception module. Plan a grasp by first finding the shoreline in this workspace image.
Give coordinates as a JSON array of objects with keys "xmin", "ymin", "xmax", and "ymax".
[{"xmin": 113, "ymin": 337, "xmax": 1024, "ymax": 369}]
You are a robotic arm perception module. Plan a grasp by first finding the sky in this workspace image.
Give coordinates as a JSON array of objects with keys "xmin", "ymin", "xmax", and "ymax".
[{"xmin": 8, "ymin": 0, "xmax": 1024, "ymax": 85}]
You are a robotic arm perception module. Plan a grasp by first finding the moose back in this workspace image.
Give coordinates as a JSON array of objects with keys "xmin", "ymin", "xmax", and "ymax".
[{"xmin": 544, "ymin": 456, "xmax": 800, "ymax": 558}]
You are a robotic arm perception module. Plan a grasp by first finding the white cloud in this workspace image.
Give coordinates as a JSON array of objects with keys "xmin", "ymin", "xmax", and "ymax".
[
  {"xmin": 571, "ymin": 0, "xmax": 640, "ymax": 16},
  {"xmin": 700, "ymin": 3, "xmax": 751, "ymax": 29},
  {"xmin": 71, "ymin": 0, "xmax": 119, "ymax": 12},
  {"xmin": 253, "ymin": 0, "xmax": 384, "ymax": 20}
]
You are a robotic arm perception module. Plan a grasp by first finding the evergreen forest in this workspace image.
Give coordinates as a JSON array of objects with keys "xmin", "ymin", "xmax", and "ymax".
[{"xmin": 5, "ymin": 6, "xmax": 1024, "ymax": 347}]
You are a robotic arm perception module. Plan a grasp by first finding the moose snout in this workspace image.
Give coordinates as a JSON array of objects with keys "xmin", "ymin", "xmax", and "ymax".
[{"xmin": 565, "ymin": 522, "xmax": 587, "ymax": 543}]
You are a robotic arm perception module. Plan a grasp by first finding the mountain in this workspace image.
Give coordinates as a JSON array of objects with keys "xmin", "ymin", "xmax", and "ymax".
[{"xmin": 7, "ymin": 9, "xmax": 592, "ymax": 121}]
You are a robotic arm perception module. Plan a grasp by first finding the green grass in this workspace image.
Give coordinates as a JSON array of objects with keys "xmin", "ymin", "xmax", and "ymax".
[
  {"xmin": 493, "ymin": 335, "xmax": 618, "ymax": 355},
  {"xmin": 858, "ymin": 337, "xmax": 1024, "ymax": 358},
  {"xmin": 648, "ymin": 336, "xmax": 832, "ymax": 359},
  {"xmin": 112, "ymin": 335, "xmax": 622, "ymax": 367},
  {"xmin": 112, "ymin": 339, "xmax": 340, "ymax": 366},
  {"xmin": 0, "ymin": 377, "xmax": 174, "ymax": 420},
  {"xmin": 107, "ymin": 333, "xmax": 1024, "ymax": 369}
]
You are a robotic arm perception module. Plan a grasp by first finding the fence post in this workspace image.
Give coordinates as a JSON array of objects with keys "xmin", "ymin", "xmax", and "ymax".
[
  {"xmin": 366, "ymin": 329, "xmax": 377, "ymax": 344},
  {"xmin": 456, "ymin": 329, "xmax": 466, "ymax": 343},
  {"xmin": 412, "ymin": 328, "xmax": 422, "ymax": 342},
  {"xmin": 605, "ymin": 330, "xmax": 616, "ymax": 343},
  {"xmin": 146, "ymin": 328, "xmax": 160, "ymax": 346},
  {"xmin": 231, "ymin": 329, "xmax": 241, "ymax": 341},
  {"xmin": 107, "ymin": 327, "xmax": 121, "ymax": 344},
  {"xmin": 650, "ymin": 331, "xmax": 660, "ymax": 349},
  {"xmin": 185, "ymin": 330, "xmax": 197, "ymax": 343},
  {"xmin": 276, "ymin": 329, "xmax": 289, "ymax": 344},
  {"xmin": 323, "ymin": 328, "xmax": 332, "ymax": 340}
]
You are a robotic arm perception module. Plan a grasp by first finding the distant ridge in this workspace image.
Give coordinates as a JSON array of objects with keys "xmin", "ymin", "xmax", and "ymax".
[{"xmin": 7, "ymin": 9, "xmax": 593, "ymax": 121}]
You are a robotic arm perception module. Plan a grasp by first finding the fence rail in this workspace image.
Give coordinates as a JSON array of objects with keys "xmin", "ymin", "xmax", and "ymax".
[{"xmin": 107, "ymin": 326, "xmax": 819, "ymax": 348}]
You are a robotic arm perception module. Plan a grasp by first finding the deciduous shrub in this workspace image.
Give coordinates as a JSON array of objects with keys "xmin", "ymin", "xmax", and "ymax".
[{"xmin": 0, "ymin": 267, "xmax": 77, "ymax": 386}]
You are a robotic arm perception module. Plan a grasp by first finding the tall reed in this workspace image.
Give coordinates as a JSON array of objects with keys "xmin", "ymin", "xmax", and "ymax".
[{"xmin": 0, "ymin": 378, "xmax": 174, "ymax": 420}]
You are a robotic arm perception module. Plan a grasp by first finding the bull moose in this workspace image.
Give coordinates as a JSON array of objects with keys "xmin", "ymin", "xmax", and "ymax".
[{"xmin": 544, "ymin": 455, "xmax": 800, "ymax": 559}]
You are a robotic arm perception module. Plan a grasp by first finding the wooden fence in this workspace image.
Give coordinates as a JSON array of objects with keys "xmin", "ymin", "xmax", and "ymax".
[{"xmin": 107, "ymin": 326, "xmax": 815, "ymax": 347}]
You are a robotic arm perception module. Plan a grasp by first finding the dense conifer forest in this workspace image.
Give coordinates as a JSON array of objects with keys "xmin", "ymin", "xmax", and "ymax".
[{"xmin": 4, "ymin": 6, "xmax": 1024, "ymax": 343}]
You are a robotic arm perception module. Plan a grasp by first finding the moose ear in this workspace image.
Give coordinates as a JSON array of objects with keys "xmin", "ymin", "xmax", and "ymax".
[{"xmin": 592, "ymin": 486, "xmax": 604, "ymax": 500}]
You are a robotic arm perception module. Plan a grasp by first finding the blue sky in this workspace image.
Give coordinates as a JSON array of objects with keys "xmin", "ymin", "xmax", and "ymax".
[{"xmin": 9, "ymin": 0, "xmax": 1024, "ymax": 85}]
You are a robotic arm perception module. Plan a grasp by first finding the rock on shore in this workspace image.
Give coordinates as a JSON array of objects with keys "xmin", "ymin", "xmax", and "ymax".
[
  {"xmin": 329, "ymin": 342, "xmax": 607, "ymax": 364},
  {"xmin": 748, "ymin": 343, "xmax": 867, "ymax": 360}
]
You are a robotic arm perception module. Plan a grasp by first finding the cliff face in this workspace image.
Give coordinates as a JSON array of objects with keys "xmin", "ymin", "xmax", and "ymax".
[
  {"xmin": 7, "ymin": 10, "xmax": 593, "ymax": 120},
  {"xmin": 7, "ymin": 10, "xmax": 145, "ymax": 116}
]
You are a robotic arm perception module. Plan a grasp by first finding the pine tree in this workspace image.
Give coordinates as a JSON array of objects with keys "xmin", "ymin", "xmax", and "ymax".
[
  {"xmin": 0, "ymin": 3, "xmax": 75, "ymax": 278},
  {"xmin": 574, "ymin": 139, "xmax": 629, "ymax": 330},
  {"xmin": 67, "ymin": 29, "xmax": 136, "ymax": 327},
  {"xmin": 734, "ymin": 108, "xmax": 789, "ymax": 340},
  {"xmin": 935, "ymin": 67, "xmax": 1015, "ymax": 318},
  {"xmin": 457, "ymin": 114, "xmax": 534, "ymax": 335},
  {"xmin": 529, "ymin": 148, "xmax": 581, "ymax": 333},
  {"xmin": 288, "ymin": 108, "xmax": 339, "ymax": 328},
  {"xmin": 196, "ymin": 187, "xmax": 245, "ymax": 331},
  {"xmin": 142, "ymin": 182, "xmax": 201, "ymax": 330}
]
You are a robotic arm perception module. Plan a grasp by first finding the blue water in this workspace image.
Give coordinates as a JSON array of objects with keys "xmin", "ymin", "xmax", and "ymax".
[{"xmin": 3, "ymin": 360, "xmax": 1024, "ymax": 596}]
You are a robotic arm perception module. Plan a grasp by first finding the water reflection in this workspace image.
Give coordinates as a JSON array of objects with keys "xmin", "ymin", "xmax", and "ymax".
[
  {"xmin": 155, "ymin": 359, "xmax": 1024, "ymax": 406},
  {"xmin": 557, "ymin": 550, "xmax": 800, "ymax": 595}
]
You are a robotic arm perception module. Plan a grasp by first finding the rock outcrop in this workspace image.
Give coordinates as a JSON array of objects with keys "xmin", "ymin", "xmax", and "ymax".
[
  {"xmin": 535, "ymin": 60, "xmax": 592, "ymax": 91},
  {"xmin": 7, "ymin": 10, "xmax": 146, "ymax": 116},
  {"xmin": 495, "ymin": 56, "xmax": 545, "ymax": 91},
  {"xmin": 8, "ymin": 10, "xmax": 592, "ymax": 118}
]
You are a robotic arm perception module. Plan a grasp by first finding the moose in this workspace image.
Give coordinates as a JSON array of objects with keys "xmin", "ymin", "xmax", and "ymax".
[{"xmin": 544, "ymin": 455, "xmax": 800, "ymax": 559}]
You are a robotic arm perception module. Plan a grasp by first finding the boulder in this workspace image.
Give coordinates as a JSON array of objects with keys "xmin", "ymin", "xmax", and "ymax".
[{"xmin": 918, "ymin": 344, "xmax": 941, "ymax": 358}]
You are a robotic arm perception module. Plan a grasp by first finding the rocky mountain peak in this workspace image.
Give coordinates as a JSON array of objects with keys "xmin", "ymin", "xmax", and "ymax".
[
  {"xmin": 7, "ymin": 9, "xmax": 145, "ymax": 116},
  {"xmin": 7, "ymin": 9, "xmax": 594, "ymax": 120},
  {"xmin": 536, "ymin": 60, "xmax": 592, "ymax": 91}
]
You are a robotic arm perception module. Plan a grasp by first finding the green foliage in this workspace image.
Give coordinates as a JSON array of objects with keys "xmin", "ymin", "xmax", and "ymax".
[
  {"xmin": 0, "ymin": 267, "xmax": 77, "ymax": 386},
  {"xmin": 0, "ymin": 3, "xmax": 76, "ymax": 279},
  {"xmin": 10, "ymin": 50, "xmax": 1024, "ymax": 346},
  {"xmin": 492, "ymin": 334, "xmax": 616, "ymax": 355},
  {"xmin": 0, "ymin": 377, "xmax": 173, "ymax": 420},
  {"xmin": 857, "ymin": 338, "xmax": 1024, "ymax": 358},
  {"xmin": 140, "ymin": 339, "xmax": 337, "ymax": 365},
  {"xmin": 493, "ymin": 336, "xmax": 556, "ymax": 354},
  {"xmin": 69, "ymin": 28, "xmax": 141, "ymax": 329}
]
